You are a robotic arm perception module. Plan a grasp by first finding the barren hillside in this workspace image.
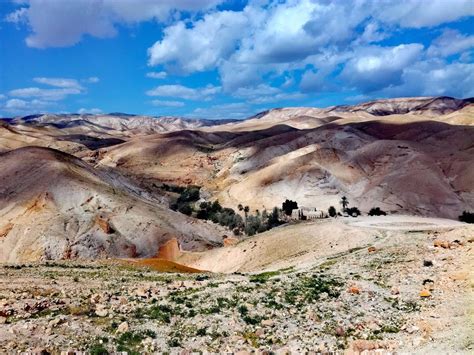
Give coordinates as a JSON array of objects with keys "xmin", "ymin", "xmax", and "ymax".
[
  {"xmin": 95, "ymin": 98, "xmax": 474, "ymax": 219},
  {"xmin": 0, "ymin": 147, "xmax": 225, "ymax": 263}
]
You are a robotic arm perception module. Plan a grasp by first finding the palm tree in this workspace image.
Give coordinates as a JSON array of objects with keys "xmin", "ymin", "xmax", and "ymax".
[
  {"xmin": 340, "ymin": 196, "xmax": 349, "ymax": 211},
  {"xmin": 244, "ymin": 206, "xmax": 250, "ymax": 223},
  {"xmin": 238, "ymin": 204, "xmax": 243, "ymax": 211}
]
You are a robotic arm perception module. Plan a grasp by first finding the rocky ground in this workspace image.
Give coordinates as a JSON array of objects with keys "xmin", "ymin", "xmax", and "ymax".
[{"xmin": 0, "ymin": 223, "xmax": 472, "ymax": 354}]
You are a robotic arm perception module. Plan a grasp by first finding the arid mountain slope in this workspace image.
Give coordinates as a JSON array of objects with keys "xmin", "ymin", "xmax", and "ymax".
[
  {"xmin": 0, "ymin": 147, "xmax": 225, "ymax": 263},
  {"xmin": 0, "ymin": 96, "xmax": 472, "ymax": 262},
  {"xmin": 97, "ymin": 115, "xmax": 474, "ymax": 219},
  {"xmin": 9, "ymin": 113, "xmax": 235, "ymax": 136}
]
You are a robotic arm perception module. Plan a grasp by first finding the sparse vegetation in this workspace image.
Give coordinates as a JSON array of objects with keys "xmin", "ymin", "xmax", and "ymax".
[
  {"xmin": 369, "ymin": 207, "xmax": 387, "ymax": 216},
  {"xmin": 345, "ymin": 207, "xmax": 361, "ymax": 217}
]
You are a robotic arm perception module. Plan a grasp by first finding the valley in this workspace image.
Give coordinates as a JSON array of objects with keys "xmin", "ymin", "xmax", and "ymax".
[{"xmin": 0, "ymin": 96, "xmax": 473, "ymax": 353}]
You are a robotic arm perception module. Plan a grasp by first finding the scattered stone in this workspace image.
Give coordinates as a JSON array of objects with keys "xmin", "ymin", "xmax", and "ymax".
[
  {"xmin": 433, "ymin": 240, "xmax": 450, "ymax": 249},
  {"xmin": 368, "ymin": 246, "xmax": 376, "ymax": 253},
  {"xmin": 261, "ymin": 319, "xmax": 274, "ymax": 327},
  {"xmin": 423, "ymin": 260, "xmax": 433, "ymax": 267},
  {"xmin": 349, "ymin": 339, "xmax": 394, "ymax": 353},
  {"xmin": 95, "ymin": 305, "xmax": 108, "ymax": 317},
  {"xmin": 335, "ymin": 326, "xmax": 345, "ymax": 337},
  {"xmin": 348, "ymin": 286, "xmax": 360, "ymax": 294},
  {"xmin": 116, "ymin": 321, "xmax": 129, "ymax": 333}
]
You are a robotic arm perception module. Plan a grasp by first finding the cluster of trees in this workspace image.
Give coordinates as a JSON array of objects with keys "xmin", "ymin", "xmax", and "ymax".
[
  {"xmin": 368, "ymin": 207, "xmax": 387, "ymax": 216},
  {"xmin": 327, "ymin": 196, "xmax": 387, "ymax": 218},
  {"xmin": 168, "ymin": 185, "xmax": 201, "ymax": 216},
  {"xmin": 197, "ymin": 200, "xmax": 244, "ymax": 232},
  {"xmin": 242, "ymin": 207, "xmax": 283, "ymax": 236},
  {"xmin": 325, "ymin": 196, "xmax": 361, "ymax": 217},
  {"xmin": 459, "ymin": 211, "xmax": 474, "ymax": 224},
  {"xmin": 167, "ymin": 184, "xmax": 285, "ymax": 236}
]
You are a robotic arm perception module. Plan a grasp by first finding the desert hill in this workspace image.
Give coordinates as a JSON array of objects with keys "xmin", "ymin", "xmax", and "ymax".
[
  {"xmin": 0, "ymin": 146, "xmax": 225, "ymax": 263},
  {"xmin": 0, "ymin": 96, "xmax": 472, "ymax": 263},
  {"xmin": 95, "ymin": 100, "xmax": 474, "ymax": 219}
]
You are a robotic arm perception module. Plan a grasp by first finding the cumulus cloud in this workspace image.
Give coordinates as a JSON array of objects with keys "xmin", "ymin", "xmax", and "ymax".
[
  {"xmin": 2, "ymin": 98, "xmax": 53, "ymax": 114},
  {"xmin": 340, "ymin": 44, "xmax": 424, "ymax": 93},
  {"xmin": 146, "ymin": 72, "xmax": 167, "ymax": 79},
  {"xmin": 427, "ymin": 29, "xmax": 474, "ymax": 57},
  {"xmin": 189, "ymin": 102, "xmax": 254, "ymax": 119},
  {"xmin": 383, "ymin": 61, "xmax": 474, "ymax": 98},
  {"xmin": 146, "ymin": 84, "xmax": 221, "ymax": 100},
  {"xmin": 83, "ymin": 76, "xmax": 100, "ymax": 83},
  {"xmin": 148, "ymin": 10, "xmax": 248, "ymax": 72},
  {"xmin": 78, "ymin": 107, "xmax": 102, "ymax": 114},
  {"xmin": 33, "ymin": 77, "xmax": 83, "ymax": 89},
  {"xmin": 150, "ymin": 99, "xmax": 185, "ymax": 107},
  {"xmin": 145, "ymin": 0, "xmax": 474, "ymax": 99},
  {"xmin": 7, "ymin": 76, "xmax": 95, "ymax": 104},
  {"xmin": 375, "ymin": 0, "xmax": 474, "ymax": 28},
  {"xmin": 9, "ymin": 87, "xmax": 82, "ymax": 101},
  {"xmin": 7, "ymin": 0, "xmax": 224, "ymax": 48}
]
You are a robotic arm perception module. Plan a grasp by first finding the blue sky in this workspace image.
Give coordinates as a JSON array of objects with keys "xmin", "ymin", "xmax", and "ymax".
[{"xmin": 0, "ymin": 0, "xmax": 473, "ymax": 119}]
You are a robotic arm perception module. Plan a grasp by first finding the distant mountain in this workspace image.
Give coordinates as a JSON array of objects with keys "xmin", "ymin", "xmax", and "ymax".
[
  {"xmin": 7, "ymin": 113, "xmax": 239, "ymax": 134},
  {"xmin": 327, "ymin": 96, "xmax": 474, "ymax": 116}
]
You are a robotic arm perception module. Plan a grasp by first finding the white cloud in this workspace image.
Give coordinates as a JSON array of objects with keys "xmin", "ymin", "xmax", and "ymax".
[
  {"xmin": 340, "ymin": 44, "xmax": 424, "ymax": 93},
  {"xmin": 230, "ymin": 84, "xmax": 305, "ymax": 104},
  {"xmin": 3, "ymin": 98, "xmax": 53, "ymax": 114},
  {"xmin": 8, "ymin": 76, "xmax": 96, "ymax": 102},
  {"xmin": 148, "ymin": 10, "xmax": 248, "ymax": 72},
  {"xmin": 78, "ymin": 107, "xmax": 102, "ymax": 114},
  {"xmin": 0, "ymin": 94, "xmax": 6, "ymax": 100},
  {"xmin": 33, "ymin": 77, "xmax": 83, "ymax": 89},
  {"xmin": 83, "ymin": 76, "xmax": 100, "ymax": 83},
  {"xmin": 150, "ymin": 99, "xmax": 184, "ymax": 107},
  {"xmin": 7, "ymin": 0, "xmax": 224, "ymax": 48},
  {"xmin": 145, "ymin": 0, "xmax": 474, "ymax": 95},
  {"xmin": 9, "ymin": 87, "xmax": 83, "ymax": 101},
  {"xmin": 427, "ymin": 29, "xmax": 474, "ymax": 57},
  {"xmin": 375, "ymin": 0, "xmax": 474, "ymax": 28},
  {"xmin": 382, "ymin": 61, "xmax": 474, "ymax": 98},
  {"xmin": 4, "ymin": 7, "xmax": 27, "ymax": 24},
  {"xmin": 146, "ymin": 71, "xmax": 167, "ymax": 79},
  {"xmin": 146, "ymin": 84, "xmax": 221, "ymax": 100},
  {"xmin": 189, "ymin": 102, "xmax": 253, "ymax": 119}
]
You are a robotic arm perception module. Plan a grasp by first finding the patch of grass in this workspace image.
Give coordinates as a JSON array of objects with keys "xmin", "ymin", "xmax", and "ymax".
[
  {"xmin": 242, "ymin": 314, "xmax": 263, "ymax": 325},
  {"xmin": 196, "ymin": 327, "xmax": 207, "ymax": 336},
  {"xmin": 318, "ymin": 259, "xmax": 338, "ymax": 270},
  {"xmin": 135, "ymin": 304, "xmax": 172, "ymax": 323},
  {"xmin": 249, "ymin": 271, "xmax": 280, "ymax": 283},
  {"xmin": 242, "ymin": 331, "xmax": 259, "ymax": 347},
  {"xmin": 115, "ymin": 330, "xmax": 154, "ymax": 354},
  {"xmin": 388, "ymin": 298, "xmax": 420, "ymax": 312},
  {"xmin": 285, "ymin": 274, "xmax": 343, "ymax": 305},
  {"xmin": 89, "ymin": 342, "xmax": 108, "ymax": 355}
]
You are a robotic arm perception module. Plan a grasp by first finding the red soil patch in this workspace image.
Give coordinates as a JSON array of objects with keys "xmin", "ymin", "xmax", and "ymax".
[
  {"xmin": 156, "ymin": 238, "xmax": 181, "ymax": 261},
  {"xmin": 120, "ymin": 258, "xmax": 205, "ymax": 273}
]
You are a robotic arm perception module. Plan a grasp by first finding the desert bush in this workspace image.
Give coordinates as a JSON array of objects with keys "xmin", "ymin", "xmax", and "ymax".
[
  {"xmin": 328, "ymin": 206, "xmax": 337, "ymax": 217},
  {"xmin": 368, "ymin": 207, "xmax": 387, "ymax": 216},
  {"xmin": 459, "ymin": 211, "xmax": 474, "ymax": 223},
  {"xmin": 346, "ymin": 207, "xmax": 361, "ymax": 217}
]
